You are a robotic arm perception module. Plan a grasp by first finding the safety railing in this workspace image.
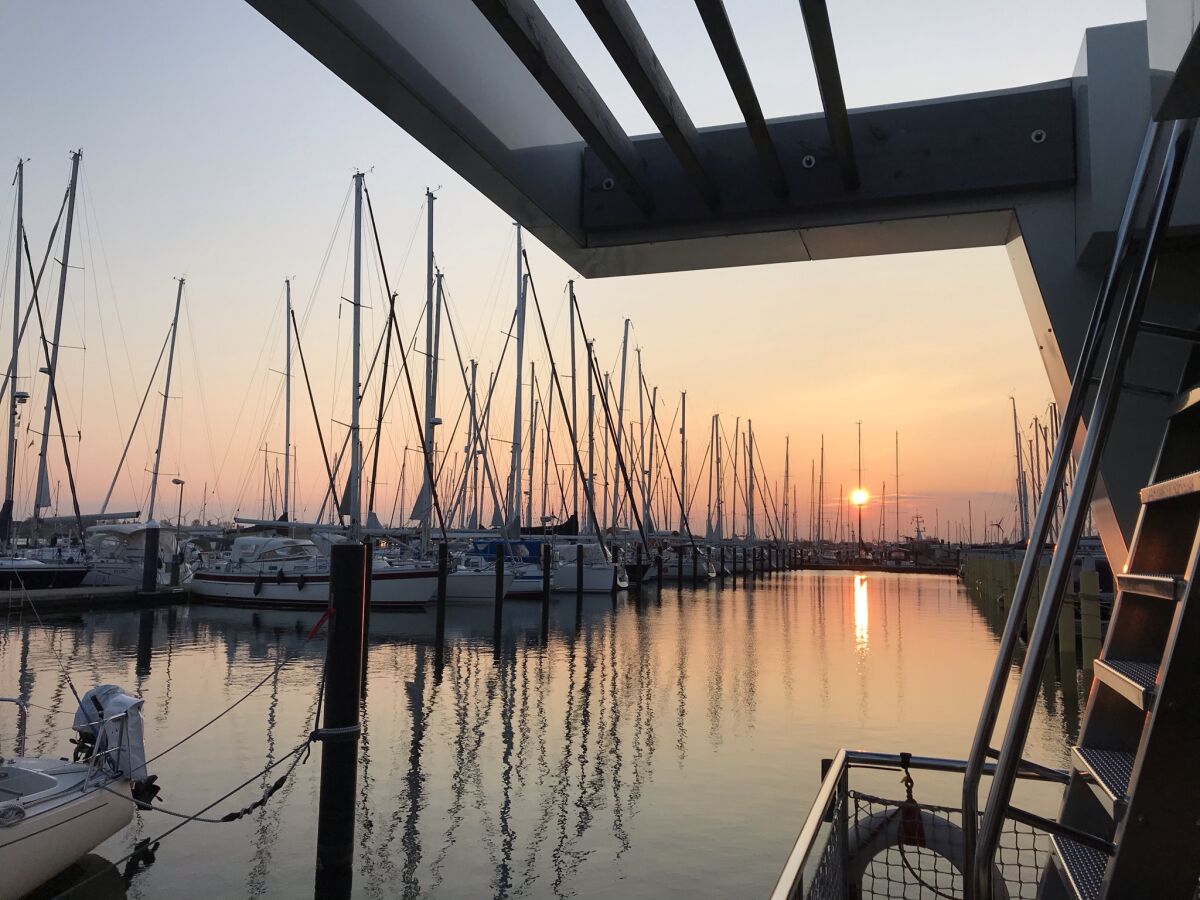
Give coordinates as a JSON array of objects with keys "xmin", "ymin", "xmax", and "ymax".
[{"xmin": 771, "ymin": 751, "xmax": 1070, "ymax": 900}]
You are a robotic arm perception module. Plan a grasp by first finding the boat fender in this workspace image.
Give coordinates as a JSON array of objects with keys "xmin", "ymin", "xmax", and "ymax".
[
  {"xmin": 253, "ymin": 576, "xmax": 263, "ymax": 596},
  {"xmin": 0, "ymin": 801, "xmax": 26, "ymax": 827},
  {"xmin": 297, "ymin": 573, "xmax": 306, "ymax": 591},
  {"xmin": 276, "ymin": 568, "xmax": 285, "ymax": 586}
]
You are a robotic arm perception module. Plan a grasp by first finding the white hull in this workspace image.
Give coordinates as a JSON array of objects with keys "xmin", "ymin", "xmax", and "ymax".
[
  {"xmin": 446, "ymin": 569, "xmax": 514, "ymax": 602},
  {"xmin": 552, "ymin": 562, "xmax": 628, "ymax": 593},
  {"xmin": 188, "ymin": 566, "xmax": 438, "ymax": 607},
  {"xmin": 0, "ymin": 764, "xmax": 133, "ymax": 900}
]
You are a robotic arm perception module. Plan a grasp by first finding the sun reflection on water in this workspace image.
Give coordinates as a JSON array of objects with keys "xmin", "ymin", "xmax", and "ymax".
[{"xmin": 854, "ymin": 574, "xmax": 869, "ymax": 650}]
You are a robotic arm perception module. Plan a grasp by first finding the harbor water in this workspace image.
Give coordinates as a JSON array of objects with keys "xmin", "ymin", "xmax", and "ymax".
[{"xmin": 0, "ymin": 571, "xmax": 1081, "ymax": 898}]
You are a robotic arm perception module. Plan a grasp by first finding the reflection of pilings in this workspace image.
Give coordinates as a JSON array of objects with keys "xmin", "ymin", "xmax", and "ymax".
[
  {"xmin": 495, "ymin": 641, "xmax": 516, "ymax": 898},
  {"xmin": 136, "ymin": 608, "xmax": 154, "ymax": 680},
  {"xmin": 400, "ymin": 645, "xmax": 429, "ymax": 899}
]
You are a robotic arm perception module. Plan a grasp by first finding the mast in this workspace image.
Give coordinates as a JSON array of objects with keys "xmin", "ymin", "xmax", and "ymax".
[
  {"xmin": 817, "ymin": 435, "xmax": 824, "ymax": 546},
  {"xmin": 346, "ymin": 172, "xmax": 364, "ymax": 535},
  {"xmin": 1011, "ymin": 397, "xmax": 1028, "ymax": 543},
  {"xmin": 283, "ymin": 278, "xmax": 292, "ymax": 522},
  {"xmin": 414, "ymin": 188, "xmax": 437, "ymax": 546},
  {"xmin": 783, "ymin": 434, "xmax": 790, "ymax": 544},
  {"xmin": 746, "ymin": 419, "xmax": 755, "ymax": 540},
  {"xmin": 856, "ymin": 421, "xmax": 863, "ymax": 545},
  {"xmin": 146, "ymin": 277, "xmax": 184, "ymax": 520},
  {"xmin": 508, "ymin": 228, "xmax": 526, "ymax": 529},
  {"xmin": 678, "ymin": 390, "xmax": 687, "ymax": 533},
  {"xmin": 610, "ymin": 317, "xmax": 630, "ymax": 529},
  {"xmin": 705, "ymin": 414, "xmax": 715, "ymax": 538},
  {"xmin": 714, "ymin": 413, "xmax": 723, "ymax": 540},
  {"xmin": 637, "ymin": 348, "xmax": 647, "ymax": 532},
  {"xmin": 586, "ymin": 339, "xmax": 595, "ymax": 534},
  {"xmin": 568, "ymin": 280, "xmax": 578, "ymax": 524},
  {"xmin": 33, "ymin": 150, "xmax": 81, "ymax": 525},
  {"xmin": 894, "ymin": 431, "xmax": 900, "ymax": 542},
  {"xmin": 2, "ymin": 160, "xmax": 23, "ymax": 544},
  {"xmin": 731, "ymin": 417, "xmax": 739, "ymax": 539},
  {"xmin": 469, "ymin": 359, "xmax": 480, "ymax": 529},
  {"xmin": 646, "ymin": 384, "xmax": 657, "ymax": 534},
  {"xmin": 526, "ymin": 362, "xmax": 536, "ymax": 527}
]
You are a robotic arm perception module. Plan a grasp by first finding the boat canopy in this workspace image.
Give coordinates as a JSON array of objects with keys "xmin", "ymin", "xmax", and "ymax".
[
  {"xmin": 85, "ymin": 523, "xmax": 177, "ymax": 556},
  {"xmin": 229, "ymin": 536, "xmax": 320, "ymax": 564}
]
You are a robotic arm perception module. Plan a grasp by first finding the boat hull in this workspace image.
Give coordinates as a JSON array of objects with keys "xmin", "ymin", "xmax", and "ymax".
[
  {"xmin": 0, "ymin": 777, "xmax": 133, "ymax": 900},
  {"xmin": 446, "ymin": 570, "xmax": 514, "ymax": 602},
  {"xmin": 0, "ymin": 563, "xmax": 89, "ymax": 591},
  {"xmin": 552, "ymin": 562, "xmax": 628, "ymax": 593},
  {"xmin": 188, "ymin": 567, "xmax": 438, "ymax": 607}
]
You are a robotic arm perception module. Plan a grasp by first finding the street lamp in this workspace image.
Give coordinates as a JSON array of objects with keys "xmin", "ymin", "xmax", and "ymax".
[{"xmin": 171, "ymin": 478, "xmax": 185, "ymax": 541}]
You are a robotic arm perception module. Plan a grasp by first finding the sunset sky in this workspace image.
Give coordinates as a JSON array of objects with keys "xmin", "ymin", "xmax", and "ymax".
[{"xmin": 0, "ymin": 0, "xmax": 1144, "ymax": 538}]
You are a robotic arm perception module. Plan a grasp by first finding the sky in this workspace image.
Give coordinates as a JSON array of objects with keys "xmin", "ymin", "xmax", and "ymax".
[{"xmin": 0, "ymin": 0, "xmax": 1145, "ymax": 538}]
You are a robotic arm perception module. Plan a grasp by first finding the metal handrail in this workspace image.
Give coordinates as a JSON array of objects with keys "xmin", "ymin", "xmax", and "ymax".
[
  {"xmin": 771, "ymin": 749, "xmax": 1069, "ymax": 899},
  {"xmin": 959, "ymin": 119, "xmax": 1164, "ymax": 898},
  {"xmin": 974, "ymin": 117, "xmax": 1197, "ymax": 898},
  {"xmin": 0, "ymin": 697, "xmax": 29, "ymax": 757}
]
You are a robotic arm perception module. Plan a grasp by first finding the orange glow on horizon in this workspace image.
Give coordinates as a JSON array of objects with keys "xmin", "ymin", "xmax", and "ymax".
[{"xmin": 850, "ymin": 488, "xmax": 869, "ymax": 507}]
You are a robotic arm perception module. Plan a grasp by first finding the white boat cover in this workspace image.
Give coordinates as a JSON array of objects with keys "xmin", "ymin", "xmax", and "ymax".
[{"xmin": 73, "ymin": 685, "xmax": 148, "ymax": 781}]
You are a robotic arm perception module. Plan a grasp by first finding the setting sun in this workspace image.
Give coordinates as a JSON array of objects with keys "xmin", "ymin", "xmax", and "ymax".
[{"xmin": 850, "ymin": 488, "xmax": 870, "ymax": 507}]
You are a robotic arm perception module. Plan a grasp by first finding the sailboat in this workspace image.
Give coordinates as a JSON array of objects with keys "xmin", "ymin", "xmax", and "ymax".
[{"xmin": 0, "ymin": 684, "xmax": 156, "ymax": 900}]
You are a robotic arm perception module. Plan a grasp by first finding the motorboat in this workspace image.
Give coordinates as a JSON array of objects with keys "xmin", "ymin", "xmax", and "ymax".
[{"xmin": 0, "ymin": 685, "xmax": 156, "ymax": 900}]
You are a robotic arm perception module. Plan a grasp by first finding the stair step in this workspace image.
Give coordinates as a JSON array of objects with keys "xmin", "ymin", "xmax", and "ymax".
[
  {"xmin": 1051, "ymin": 834, "xmax": 1107, "ymax": 900},
  {"xmin": 1140, "ymin": 470, "xmax": 1200, "ymax": 503},
  {"xmin": 1114, "ymin": 572, "xmax": 1185, "ymax": 600},
  {"xmin": 1095, "ymin": 658, "xmax": 1158, "ymax": 710},
  {"xmin": 1168, "ymin": 384, "xmax": 1200, "ymax": 416},
  {"xmin": 1073, "ymin": 747, "xmax": 1134, "ymax": 810}
]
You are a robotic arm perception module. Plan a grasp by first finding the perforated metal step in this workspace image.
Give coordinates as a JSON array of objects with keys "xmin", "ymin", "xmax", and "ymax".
[
  {"xmin": 1140, "ymin": 470, "xmax": 1200, "ymax": 503},
  {"xmin": 1113, "ymin": 572, "xmax": 1185, "ymax": 600},
  {"xmin": 1094, "ymin": 658, "xmax": 1157, "ymax": 710},
  {"xmin": 1073, "ymin": 747, "xmax": 1134, "ymax": 808},
  {"xmin": 1051, "ymin": 834, "xmax": 1107, "ymax": 900}
]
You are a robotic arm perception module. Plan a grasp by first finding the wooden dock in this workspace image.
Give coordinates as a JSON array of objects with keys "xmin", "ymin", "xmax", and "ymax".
[{"xmin": 0, "ymin": 585, "xmax": 187, "ymax": 612}]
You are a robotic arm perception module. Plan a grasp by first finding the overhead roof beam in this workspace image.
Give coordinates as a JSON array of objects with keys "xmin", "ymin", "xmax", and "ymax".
[
  {"xmin": 693, "ymin": 0, "xmax": 789, "ymax": 199},
  {"xmin": 798, "ymin": 0, "xmax": 859, "ymax": 190},
  {"xmin": 577, "ymin": 0, "xmax": 719, "ymax": 207},
  {"xmin": 471, "ymin": 0, "xmax": 655, "ymax": 215}
]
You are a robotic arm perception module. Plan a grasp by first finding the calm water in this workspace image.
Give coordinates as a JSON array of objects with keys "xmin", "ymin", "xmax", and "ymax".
[{"xmin": 0, "ymin": 572, "xmax": 1081, "ymax": 898}]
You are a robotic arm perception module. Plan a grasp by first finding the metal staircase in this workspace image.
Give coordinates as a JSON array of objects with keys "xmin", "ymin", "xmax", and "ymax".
[{"xmin": 963, "ymin": 115, "xmax": 1200, "ymax": 900}]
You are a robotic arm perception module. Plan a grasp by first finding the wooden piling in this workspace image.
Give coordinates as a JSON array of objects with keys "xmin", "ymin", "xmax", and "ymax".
[{"xmin": 314, "ymin": 541, "xmax": 367, "ymax": 899}]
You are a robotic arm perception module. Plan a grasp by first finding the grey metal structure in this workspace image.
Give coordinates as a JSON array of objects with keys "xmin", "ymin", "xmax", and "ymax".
[{"xmin": 243, "ymin": 3, "xmax": 1200, "ymax": 897}]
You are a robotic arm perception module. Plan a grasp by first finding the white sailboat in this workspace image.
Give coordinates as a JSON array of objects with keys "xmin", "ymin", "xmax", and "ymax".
[{"xmin": 0, "ymin": 685, "xmax": 154, "ymax": 900}]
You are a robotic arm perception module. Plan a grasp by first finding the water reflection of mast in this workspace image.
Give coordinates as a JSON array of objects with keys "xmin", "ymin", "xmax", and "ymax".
[
  {"xmin": 14, "ymin": 623, "xmax": 32, "ymax": 755},
  {"xmin": 550, "ymin": 611, "xmax": 581, "ymax": 896},
  {"xmin": 247, "ymin": 637, "xmax": 283, "ymax": 897},
  {"xmin": 496, "ymin": 638, "xmax": 516, "ymax": 898},
  {"xmin": 606, "ymin": 612, "xmax": 629, "ymax": 855},
  {"xmin": 401, "ymin": 644, "xmax": 430, "ymax": 898}
]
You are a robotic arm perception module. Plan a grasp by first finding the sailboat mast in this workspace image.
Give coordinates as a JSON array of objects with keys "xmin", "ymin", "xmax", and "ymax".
[
  {"xmin": 705, "ymin": 413, "xmax": 715, "ymax": 537},
  {"xmin": 714, "ymin": 413, "xmax": 723, "ymax": 539},
  {"xmin": 610, "ymin": 317, "xmax": 630, "ymax": 529},
  {"xmin": 3, "ymin": 160, "xmax": 23, "ymax": 544},
  {"xmin": 146, "ymin": 277, "xmax": 184, "ymax": 520},
  {"xmin": 34, "ymin": 150, "xmax": 81, "ymax": 526},
  {"xmin": 586, "ymin": 339, "xmax": 595, "ymax": 534},
  {"xmin": 647, "ymin": 384, "xmax": 657, "ymax": 534},
  {"xmin": 747, "ymin": 419, "xmax": 755, "ymax": 540},
  {"xmin": 508, "ymin": 228, "xmax": 526, "ymax": 528},
  {"xmin": 678, "ymin": 390, "xmax": 686, "ymax": 533},
  {"xmin": 526, "ymin": 362, "xmax": 536, "ymax": 527},
  {"xmin": 283, "ymin": 278, "xmax": 292, "ymax": 522},
  {"xmin": 731, "ymin": 417, "xmax": 739, "ymax": 538},
  {"xmin": 346, "ymin": 172, "xmax": 364, "ymax": 535},
  {"xmin": 1011, "ymin": 397, "xmax": 1028, "ymax": 542},
  {"xmin": 818, "ymin": 435, "xmax": 824, "ymax": 546},
  {"xmin": 894, "ymin": 431, "xmax": 900, "ymax": 542},
  {"xmin": 470, "ymin": 359, "xmax": 480, "ymax": 529},
  {"xmin": 568, "ymin": 280, "xmax": 578, "ymax": 524},
  {"xmin": 783, "ymin": 434, "xmax": 790, "ymax": 544},
  {"xmin": 637, "ymin": 348, "xmax": 646, "ymax": 532}
]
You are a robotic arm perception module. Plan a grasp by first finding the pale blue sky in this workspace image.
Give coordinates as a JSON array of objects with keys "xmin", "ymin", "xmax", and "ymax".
[{"xmin": 0, "ymin": 0, "xmax": 1145, "ymax": 533}]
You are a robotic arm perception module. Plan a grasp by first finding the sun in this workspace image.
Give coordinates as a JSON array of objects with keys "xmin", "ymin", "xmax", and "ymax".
[{"xmin": 850, "ymin": 488, "xmax": 870, "ymax": 507}]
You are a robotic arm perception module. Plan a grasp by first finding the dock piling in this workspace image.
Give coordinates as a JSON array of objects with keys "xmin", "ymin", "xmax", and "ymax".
[
  {"xmin": 435, "ymin": 542, "xmax": 448, "ymax": 652},
  {"xmin": 141, "ymin": 525, "xmax": 160, "ymax": 593},
  {"xmin": 493, "ymin": 549, "xmax": 505, "ymax": 641},
  {"xmin": 314, "ymin": 541, "xmax": 367, "ymax": 900}
]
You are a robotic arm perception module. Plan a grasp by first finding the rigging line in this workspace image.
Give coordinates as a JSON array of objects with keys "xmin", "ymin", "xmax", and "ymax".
[
  {"xmin": 634, "ymin": 363, "xmax": 699, "ymax": 548},
  {"xmin": 533, "ymin": 375, "xmax": 571, "ymax": 520},
  {"xmin": 290, "ymin": 308, "xmax": 344, "ymax": 525},
  {"xmin": 22, "ymin": 233, "xmax": 84, "ymax": 536},
  {"xmin": 181, "ymin": 298, "xmax": 225, "ymax": 519},
  {"xmin": 751, "ymin": 439, "xmax": 784, "ymax": 542},
  {"xmin": 526, "ymin": 259, "xmax": 621, "ymax": 551},
  {"xmin": 0, "ymin": 182, "xmax": 69, "ymax": 407},
  {"xmin": 437, "ymin": 279, "xmax": 507, "ymax": 522},
  {"xmin": 363, "ymin": 185, "xmax": 446, "ymax": 539},
  {"xmin": 99, "ymin": 324, "xmax": 171, "ymax": 514},
  {"xmin": 297, "ymin": 182, "xmax": 353, "ymax": 334}
]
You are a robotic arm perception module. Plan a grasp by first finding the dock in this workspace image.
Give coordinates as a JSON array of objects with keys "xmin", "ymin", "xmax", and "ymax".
[{"xmin": 0, "ymin": 585, "xmax": 187, "ymax": 612}]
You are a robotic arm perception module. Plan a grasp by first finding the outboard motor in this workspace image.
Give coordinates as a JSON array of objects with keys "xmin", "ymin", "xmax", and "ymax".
[{"xmin": 72, "ymin": 684, "xmax": 158, "ymax": 806}]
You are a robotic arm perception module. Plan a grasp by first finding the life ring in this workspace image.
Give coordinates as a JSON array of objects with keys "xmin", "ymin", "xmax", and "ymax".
[{"xmin": 846, "ymin": 805, "xmax": 1009, "ymax": 900}]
